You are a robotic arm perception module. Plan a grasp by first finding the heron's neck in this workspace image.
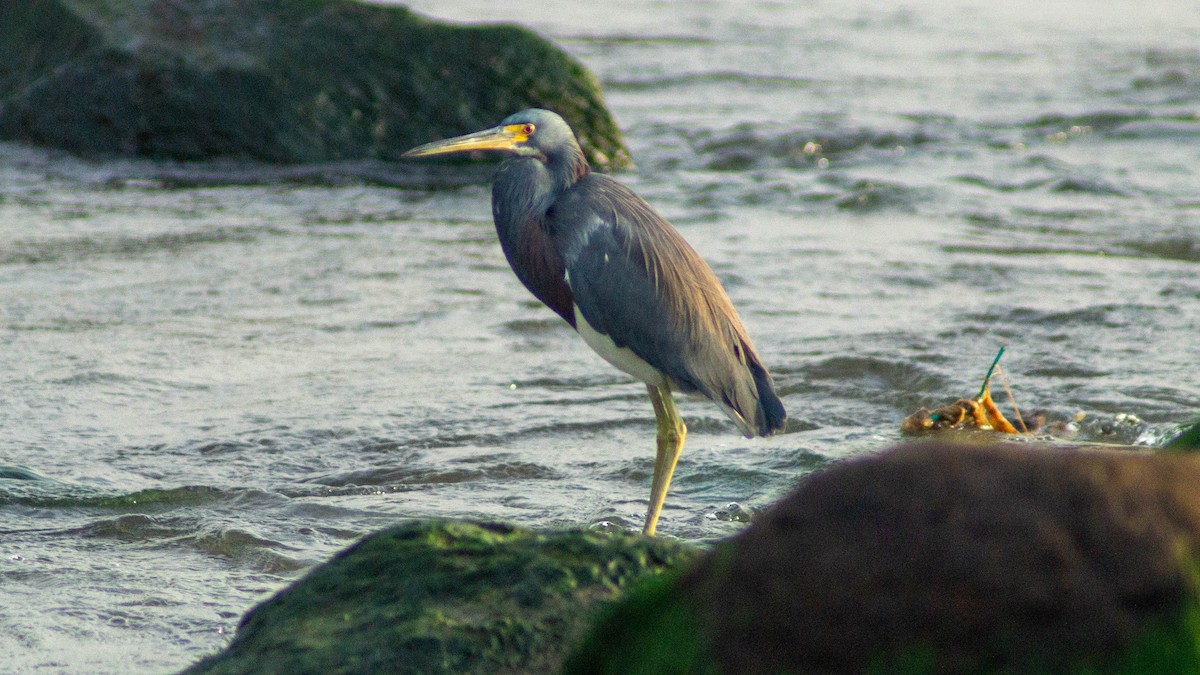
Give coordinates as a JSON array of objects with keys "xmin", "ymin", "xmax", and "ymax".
[
  {"xmin": 494, "ymin": 158, "xmax": 552, "ymax": 227},
  {"xmin": 494, "ymin": 150, "xmax": 589, "ymax": 226},
  {"xmin": 490, "ymin": 153, "xmax": 581, "ymax": 326}
]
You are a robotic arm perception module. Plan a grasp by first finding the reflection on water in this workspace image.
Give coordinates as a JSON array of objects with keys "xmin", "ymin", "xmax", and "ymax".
[{"xmin": 3, "ymin": 0, "xmax": 1200, "ymax": 671}]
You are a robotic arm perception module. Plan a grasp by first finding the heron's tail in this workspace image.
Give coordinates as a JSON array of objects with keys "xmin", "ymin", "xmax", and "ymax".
[{"xmin": 750, "ymin": 361, "xmax": 786, "ymax": 437}]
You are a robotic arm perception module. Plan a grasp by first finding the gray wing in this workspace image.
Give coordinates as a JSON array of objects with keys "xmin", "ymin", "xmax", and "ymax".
[{"xmin": 549, "ymin": 174, "xmax": 784, "ymax": 437}]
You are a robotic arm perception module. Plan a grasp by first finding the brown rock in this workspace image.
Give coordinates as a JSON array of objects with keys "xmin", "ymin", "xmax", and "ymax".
[
  {"xmin": 690, "ymin": 440, "xmax": 1200, "ymax": 673},
  {"xmin": 567, "ymin": 440, "xmax": 1200, "ymax": 673}
]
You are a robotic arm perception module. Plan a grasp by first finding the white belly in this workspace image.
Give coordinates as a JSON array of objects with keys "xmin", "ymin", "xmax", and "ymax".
[{"xmin": 573, "ymin": 305, "xmax": 668, "ymax": 388}]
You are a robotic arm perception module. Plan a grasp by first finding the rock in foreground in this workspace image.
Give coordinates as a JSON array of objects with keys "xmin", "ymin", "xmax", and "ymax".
[
  {"xmin": 0, "ymin": 0, "xmax": 630, "ymax": 168},
  {"xmin": 185, "ymin": 520, "xmax": 695, "ymax": 674},
  {"xmin": 568, "ymin": 440, "xmax": 1200, "ymax": 674}
]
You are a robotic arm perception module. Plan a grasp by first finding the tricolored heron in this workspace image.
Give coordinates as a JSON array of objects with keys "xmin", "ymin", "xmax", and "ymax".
[{"xmin": 404, "ymin": 109, "xmax": 785, "ymax": 536}]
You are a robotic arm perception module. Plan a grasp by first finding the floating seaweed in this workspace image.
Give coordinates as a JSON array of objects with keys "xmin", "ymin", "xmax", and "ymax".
[{"xmin": 901, "ymin": 347, "xmax": 1026, "ymax": 435}]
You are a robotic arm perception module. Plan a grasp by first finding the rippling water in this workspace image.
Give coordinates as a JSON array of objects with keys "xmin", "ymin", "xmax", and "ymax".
[{"xmin": 3, "ymin": 0, "xmax": 1199, "ymax": 671}]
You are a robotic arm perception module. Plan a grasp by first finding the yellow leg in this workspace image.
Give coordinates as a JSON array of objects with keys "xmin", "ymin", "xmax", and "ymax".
[{"xmin": 643, "ymin": 383, "xmax": 687, "ymax": 537}]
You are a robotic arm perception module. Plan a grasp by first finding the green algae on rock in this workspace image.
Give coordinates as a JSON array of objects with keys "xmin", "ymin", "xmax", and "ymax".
[
  {"xmin": 1165, "ymin": 418, "xmax": 1200, "ymax": 453},
  {"xmin": 566, "ymin": 440, "xmax": 1200, "ymax": 674},
  {"xmin": 0, "ymin": 0, "xmax": 630, "ymax": 169},
  {"xmin": 184, "ymin": 520, "xmax": 695, "ymax": 675}
]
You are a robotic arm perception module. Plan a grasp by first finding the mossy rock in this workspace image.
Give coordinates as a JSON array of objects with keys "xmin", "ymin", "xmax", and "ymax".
[
  {"xmin": 184, "ymin": 520, "xmax": 696, "ymax": 674},
  {"xmin": 1165, "ymin": 418, "xmax": 1200, "ymax": 452},
  {"xmin": 567, "ymin": 440, "xmax": 1200, "ymax": 674},
  {"xmin": 0, "ymin": 0, "xmax": 630, "ymax": 168}
]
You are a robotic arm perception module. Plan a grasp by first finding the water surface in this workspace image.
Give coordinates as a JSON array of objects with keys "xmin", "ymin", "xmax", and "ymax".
[{"xmin": 2, "ymin": 0, "xmax": 1199, "ymax": 671}]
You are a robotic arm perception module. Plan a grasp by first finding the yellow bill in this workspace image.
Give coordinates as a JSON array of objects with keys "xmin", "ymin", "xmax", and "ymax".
[{"xmin": 403, "ymin": 123, "xmax": 533, "ymax": 158}]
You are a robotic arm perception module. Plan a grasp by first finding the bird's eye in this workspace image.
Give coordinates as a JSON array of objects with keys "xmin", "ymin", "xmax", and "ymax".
[{"xmin": 522, "ymin": 123, "xmax": 536, "ymax": 136}]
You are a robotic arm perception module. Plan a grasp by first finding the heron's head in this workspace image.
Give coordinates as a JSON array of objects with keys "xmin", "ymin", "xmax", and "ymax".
[{"xmin": 402, "ymin": 109, "xmax": 581, "ymax": 165}]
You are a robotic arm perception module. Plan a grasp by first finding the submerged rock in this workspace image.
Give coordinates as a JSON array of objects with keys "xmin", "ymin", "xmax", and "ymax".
[
  {"xmin": 184, "ymin": 520, "xmax": 695, "ymax": 674},
  {"xmin": 567, "ymin": 440, "xmax": 1200, "ymax": 674},
  {"xmin": 0, "ymin": 0, "xmax": 630, "ymax": 168}
]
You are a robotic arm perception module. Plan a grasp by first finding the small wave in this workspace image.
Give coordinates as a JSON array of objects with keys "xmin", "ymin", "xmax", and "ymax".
[
  {"xmin": 501, "ymin": 317, "xmax": 567, "ymax": 335},
  {"xmin": 0, "ymin": 483, "xmax": 227, "ymax": 509},
  {"xmin": 73, "ymin": 513, "xmax": 197, "ymax": 541},
  {"xmin": 687, "ymin": 123, "xmax": 939, "ymax": 172},
  {"xmin": 184, "ymin": 439, "xmax": 262, "ymax": 456},
  {"xmin": 564, "ymin": 33, "xmax": 716, "ymax": 46},
  {"xmin": 955, "ymin": 165, "xmax": 1130, "ymax": 198},
  {"xmin": 829, "ymin": 178, "xmax": 921, "ymax": 212},
  {"xmin": 1017, "ymin": 110, "xmax": 1147, "ymax": 135},
  {"xmin": 763, "ymin": 448, "xmax": 831, "ymax": 472},
  {"xmin": 301, "ymin": 457, "xmax": 560, "ymax": 488},
  {"xmin": 1015, "ymin": 110, "xmax": 1200, "ymax": 143},
  {"xmin": 1049, "ymin": 177, "xmax": 1128, "ymax": 197},
  {"xmin": 0, "ymin": 226, "xmax": 260, "ymax": 266},
  {"xmin": 1118, "ymin": 237, "xmax": 1200, "ymax": 263},
  {"xmin": 953, "ymin": 174, "xmax": 1055, "ymax": 193},
  {"xmin": 940, "ymin": 243, "xmax": 1103, "ymax": 259},
  {"xmin": 71, "ymin": 514, "xmax": 308, "ymax": 572},
  {"xmin": 0, "ymin": 478, "xmax": 98, "ymax": 507},
  {"xmin": 798, "ymin": 356, "xmax": 950, "ymax": 410},
  {"xmin": 506, "ymin": 373, "xmax": 639, "ymax": 390},
  {"xmin": 607, "ymin": 70, "xmax": 813, "ymax": 92},
  {"xmin": 147, "ymin": 159, "xmax": 494, "ymax": 190},
  {"xmin": 963, "ymin": 304, "xmax": 1165, "ymax": 329},
  {"xmin": 1108, "ymin": 119, "xmax": 1200, "ymax": 139},
  {"xmin": 92, "ymin": 485, "xmax": 229, "ymax": 508},
  {"xmin": 188, "ymin": 526, "xmax": 308, "ymax": 573},
  {"xmin": 0, "ymin": 465, "xmax": 49, "ymax": 481},
  {"xmin": 1023, "ymin": 363, "xmax": 1110, "ymax": 379}
]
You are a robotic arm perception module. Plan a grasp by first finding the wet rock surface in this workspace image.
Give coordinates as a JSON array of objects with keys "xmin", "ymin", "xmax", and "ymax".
[
  {"xmin": 0, "ymin": 0, "xmax": 630, "ymax": 168},
  {"xmin": 185, "ymin": 519, "xmax": 695, "ymax": 674}
]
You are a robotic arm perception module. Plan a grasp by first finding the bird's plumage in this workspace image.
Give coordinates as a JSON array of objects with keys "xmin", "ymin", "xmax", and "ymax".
[
  {"xmin": 480, "ymin": 109, "xmax": 784, "ymax": 438},
  {"xmin": 552, "ymin": 173, "xmax": 783, "ymax": 436},
  {"xmin": 489, "ymin": 139, "xmax": 581, "ymax": 326},
  {"xmin": 403, "ymin": 108, "xmax": 785, "ymax": 533}
]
